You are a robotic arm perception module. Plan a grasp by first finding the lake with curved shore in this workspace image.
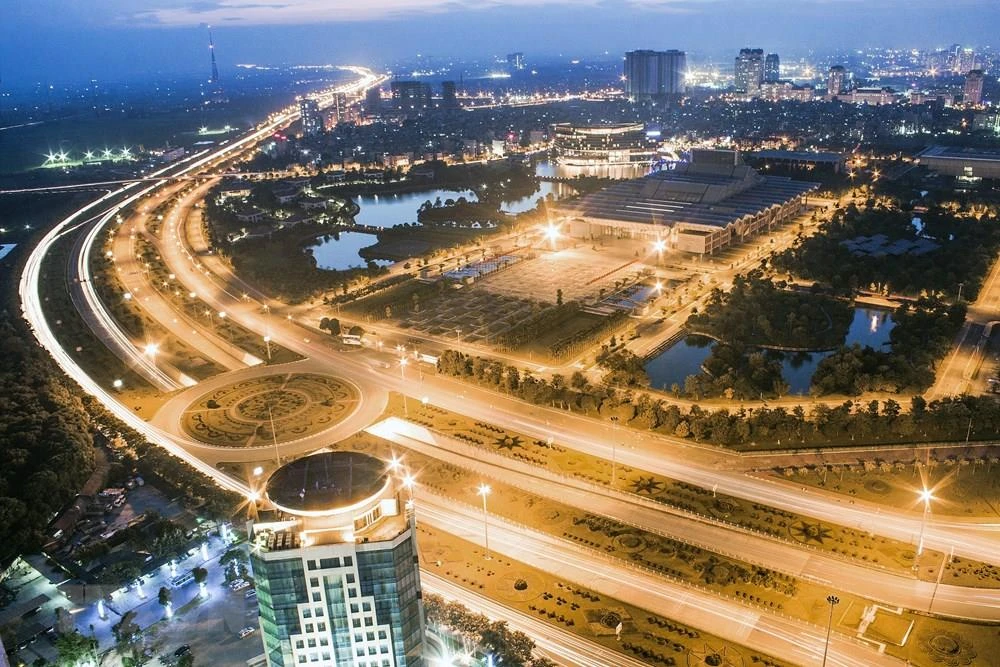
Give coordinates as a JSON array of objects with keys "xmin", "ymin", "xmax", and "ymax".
[
  {"xmin": 351, "ymin": 189, "xmax": 477, "ymax": 228},
  {"xmin": 644, "ymin": 307, "xmax": 896, "ymax": 395},
  {"xmin": 308, "ymin": 231, "xmax": 391, "ymax": 271}
]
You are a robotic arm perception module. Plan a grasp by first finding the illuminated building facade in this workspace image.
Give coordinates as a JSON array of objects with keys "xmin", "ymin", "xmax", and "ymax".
[
  {"xmin": 760, "ymin": 81, "xmax": 815, "ymax": 102},
  {"xmin": 555, "ymin": 149, "xmax": 817, "ymax": 255},
  {"xmin": 300, "ymin": 99, "xmax": 323, "ymax": 137},
  {"xmin": 552, "ymin": 122, "xmax": 657, "ymax": 168},
  {"xmin": 624, "ymin": 49, "xmax": 686, "ymax": 103},
  {"xmin": 249, "ymin": 452, "xmax": 424, "ymax": 667},
  {"xmin": 827, "ymin": 65, "xmax": 847, "ymax": 97},
  {"xmin": 734, "ymin": 48, "xmax": 765, "ymax": 95},
  {"xmin": 391, "ymin": 81, "xmax": 432, "ymax": 114},
  {"xmin": 965, "ymin": 70, "xmax": 985, "ymax": 106},
  {"xmin": 764, "ymin": 53, "xmax": 780, "ymax": 83}
]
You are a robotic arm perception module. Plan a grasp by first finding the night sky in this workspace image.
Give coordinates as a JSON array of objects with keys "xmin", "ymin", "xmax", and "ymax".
[{"xmin": 3, "ymin": 0, "xmax": 998, "ymax": 84}]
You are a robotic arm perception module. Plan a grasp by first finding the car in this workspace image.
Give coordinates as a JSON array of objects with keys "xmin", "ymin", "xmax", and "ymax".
[
  {"xmin": 245, "ymin": 589, "xmax": 257, "ymax": 599},
  {"xmin": 231, "ymin": 580, "xmax": 250, "ymax": 591},
  {"xmin": 238, "ymin": 626, "xmax": 256, "ymax": 638},
  {"xmin": 174, "ymin": 645, "xmax": 191, "ymax": 657}
]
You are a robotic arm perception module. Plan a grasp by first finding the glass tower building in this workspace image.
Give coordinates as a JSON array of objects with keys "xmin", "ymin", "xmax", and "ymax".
[{"xmin": 249, "ymin": 452, "xmax": 424, "ymax": 667}]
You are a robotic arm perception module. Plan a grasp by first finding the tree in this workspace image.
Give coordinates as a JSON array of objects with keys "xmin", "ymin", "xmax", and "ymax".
[
  {"xmin": 192, "ymin": 567, "xmax": 208, "ymax": 585},
  {"xmin": 55, "ymin": 632, "xmax": 97, "ymax": 667},
  {"xmin": 111, "ymin": 611, "xmax": 147, "ymax": 666},
  {"xmin": 158, "ymin": 586, "xmax": 172, "ymax": 607},
  {"xmin": 220, "ymin": 547, "xmax": 248, "ymax": 567}
]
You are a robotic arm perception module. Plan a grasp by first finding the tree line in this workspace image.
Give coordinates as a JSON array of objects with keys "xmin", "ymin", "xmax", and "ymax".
[{"xmin": 436, "ymin": 349, "xmax": 1000, "ymax": 448}]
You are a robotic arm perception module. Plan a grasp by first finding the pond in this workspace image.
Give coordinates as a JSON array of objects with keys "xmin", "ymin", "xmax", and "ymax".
[
  {"xmin": 500, "ymin": 179, "xmax": 575, "ymax": 214},
  {"xmin": 644, "ymin": 307, "xmax": 897, "ymax": 395},
  {"xmin": 352, "ymin": 189, "xmax": 477, "ymax": 228},
  {"xmin": 307, "ymin": 231, "xmax": 392, "ymax": 272}
]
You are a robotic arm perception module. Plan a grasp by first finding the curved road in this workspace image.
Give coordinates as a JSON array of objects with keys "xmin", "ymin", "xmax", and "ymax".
[{"xmin": 18, "ymin": 67, "xmax": 1000, "ymax": 666}]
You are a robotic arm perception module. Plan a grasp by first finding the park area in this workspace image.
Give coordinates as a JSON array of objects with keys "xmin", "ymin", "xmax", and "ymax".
[{"xmin": 180, "ymin": 373, "xmax": 358, "ymax": 447}]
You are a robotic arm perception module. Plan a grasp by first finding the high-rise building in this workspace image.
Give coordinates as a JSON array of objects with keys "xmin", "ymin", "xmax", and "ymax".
[
  {"xmin": 827, "ymin": 65, "xmax": 847, "ymax": 97},
  {"xmin": 506, "ymin": 52, "xmax": 525, "ymax": 71},
  {"xmin": 299, "ymin": 99, "xmax": 323, "ymax": 137},
  {"xmin": 764, "ymin": 53, "xmax": 780, "ymax": 83},
  {"xmin": 734, "ymin": 48, "xmax": 765, "ymax": 95},
  {"xmin": 965, "ymin": 70, "xmax": 985, "ymax": 106},
  {"xmin": 364, "ymin": 87, "xmax": 382, "ymax": 117},
  {"xmin": 624, "ymin": 49, "xmax": 686, "ymax": 103},
  {"xmin": 958, "ymin": 48, "xmax": 977, "ymax": 75},
  {"xmin": 249, "ymin": 452, "xmax": 424, "ymax": 667},
  {"xmin": 441, "ymin": 81, "xmax": 459, "ymax": 109},
  {"xmin": 391, "ymin": 81, "xmax": 432, "ymax": 114},
  {"xmin": 325, "ymin": 93, "xmax": 349, "ymax": 127}
]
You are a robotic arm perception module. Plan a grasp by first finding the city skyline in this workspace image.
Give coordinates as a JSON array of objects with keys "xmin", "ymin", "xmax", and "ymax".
[{"xmin": 3, "ymin": 0, "xmax": 1000, "ymax": 84}]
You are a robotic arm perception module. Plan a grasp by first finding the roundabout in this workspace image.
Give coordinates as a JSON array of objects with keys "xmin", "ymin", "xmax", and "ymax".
[{"xmin": 180, "ymin": 372, "xmax": 359, "ymax": 447}]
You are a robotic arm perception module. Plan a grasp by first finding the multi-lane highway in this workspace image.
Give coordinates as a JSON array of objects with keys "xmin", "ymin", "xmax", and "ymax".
[
  {"xmin": 18, "ymin": 65, "xmax": 1000, "ymax": 666},
  {"xmin": 417, "ymin": 496, "xmax": 896, "ymax": 667}
]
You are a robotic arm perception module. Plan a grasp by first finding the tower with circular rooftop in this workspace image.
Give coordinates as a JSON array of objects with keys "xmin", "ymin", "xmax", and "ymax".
[{"xmin": 249, "ymin": 452, "xmax": 424, "ymax": 667}]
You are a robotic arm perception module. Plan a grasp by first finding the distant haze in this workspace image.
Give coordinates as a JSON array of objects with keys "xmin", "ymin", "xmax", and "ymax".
[{"xmin": 3, "ymin": 0, "xmax": 998, "ymax": 84}]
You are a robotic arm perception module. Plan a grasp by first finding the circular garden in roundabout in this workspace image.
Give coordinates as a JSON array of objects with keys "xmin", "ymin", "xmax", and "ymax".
[{"xmin": 181, "ymin": 373, "xmax": 358, "ymax": 447}]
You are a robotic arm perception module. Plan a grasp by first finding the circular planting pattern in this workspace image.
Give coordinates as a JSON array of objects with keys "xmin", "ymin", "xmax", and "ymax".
[
  {"xmin": 181, "ymin": 373, "xmax": 358, "ymax": 447},
  {"xmin": 612, "ymin": 533, "xmax": 649, "ymax": 554},
  {"xmin": 600, "ymin": 610, "xmax": 623, "ymax": 630},
  {"xmin": 494, "ymin": 571, "xmax": 544, "ymax": 602},
  {"xmin": 689, "ymin": 643, "xmax": 744, "ymax": 667},
  {"xmin": 708, "ymin": 497, "xmax": 742, "ymax": 519},
  {"xmin": 918, "ymin": 631, "xmax": 977, "ymax": 665},
  {"xmin": 234, "ymin": 390, "xmax": 307, "ymax": 421},
  {"xmin": 864, "ymin": 479, "xmax": 892, "ymax": 495},
  {"xmin": 538, "ymin": 508, "xmax": 565, "ymax": 526}
]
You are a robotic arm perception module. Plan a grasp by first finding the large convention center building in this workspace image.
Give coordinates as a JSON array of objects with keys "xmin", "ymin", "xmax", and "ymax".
[{"xmin": 553, "ymin": 149, "xmax": 819, "ymax": 255}]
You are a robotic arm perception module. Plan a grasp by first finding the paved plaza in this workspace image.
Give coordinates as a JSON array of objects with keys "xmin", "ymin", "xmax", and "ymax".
[{"xmin": 478, "ymin": 246, "xmax": 651, "ymax": 302}]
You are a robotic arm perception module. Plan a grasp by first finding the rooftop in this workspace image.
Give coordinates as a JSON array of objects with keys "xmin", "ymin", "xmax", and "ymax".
[
  {"xmin": 266, "ymin": 452, "xmax": 389, "ymax": 515},
  {"xmin": 753, "ymin": 150, "xmax": 844, "ymax": 164},
  {"xmin": 555, "ymin": 152, "xmax": 818, "ymax": 230},
  {"xmin": 918, "ymin": 146, "xmax": 1000, "ymax": 162}
]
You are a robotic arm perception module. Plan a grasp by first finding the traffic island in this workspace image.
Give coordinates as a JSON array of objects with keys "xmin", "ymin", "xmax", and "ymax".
[{"xmin": 180, "ymin": 373, "xmax": 358, "ymax": 447}]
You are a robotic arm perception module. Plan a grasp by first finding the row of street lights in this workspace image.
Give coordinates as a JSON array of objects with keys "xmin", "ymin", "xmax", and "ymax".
[
  {"xmin": 820, "ymin": 485, "xmax": 935, "ymax": 666},
  {"xmin": 386, "ymin": 452, "xmax": 492, "ymax": 560}
]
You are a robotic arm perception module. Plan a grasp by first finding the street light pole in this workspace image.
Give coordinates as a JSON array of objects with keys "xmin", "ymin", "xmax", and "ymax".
[
  {"xmin": 477, "ymin": 483, "xmax": 491, "ymax": 560},
  {"xmin": 609, "ymin": 416, "xmax": 619, "ymax": 488},
  {"xmin": 916, "ymin": 488, "xmax": 933, "ymax": 558},
  {"xmin": 821, "ymin": 594, "xmax": 839, "ymax": 667}
]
